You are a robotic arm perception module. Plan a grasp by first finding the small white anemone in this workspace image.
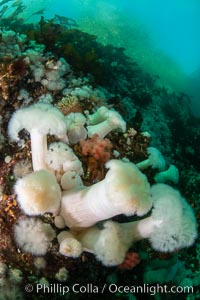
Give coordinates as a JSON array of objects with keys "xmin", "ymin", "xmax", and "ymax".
[
  {"xmin": 136, "ymin": 147, "xmax": 166, "ymax": 171},
  {"xmin": 33, "ymin": 257, "xmax": 47, "ymax": 270},
  {"xmin": 87, "ymin": 106, "xmax": 126, "ymax": 138},
  {"xmin": 65, "ymin": 112, "xmax": 87, "ymax": 144},
  {"xmin": 54, "ymin": 215, "xmax": 66, "ymax": 229},
  {"xmin": 61, "ymin": 171, "xmax": 83, "ymax": 190},
  {"xmin": 154, "ymin": 164, "xmax": 179, "ymax": 184},
  {"xmin": 88, "ymin": 106, "xmax": 109, "ymax": 125},
  {"xmin": 57, "ymin": 231, "xmax": 83, "ymax": 258},
  {"xmin": 55, "ymin": 267, "xmax": 69, "ymax": 282},
  {"xmin": 45, "ymin": 142, "xmax": 83, "ymax": 176}
]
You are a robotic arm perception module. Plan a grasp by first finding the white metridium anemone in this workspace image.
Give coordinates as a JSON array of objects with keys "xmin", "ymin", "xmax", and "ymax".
[
  {"xmin": 45, "ymin": 142, "xmax": 83, "ymax": 177},
  {"xmin": 65, "ymin": 112, "xmax": 87, "ymax": 144},
  {"xmin": 74, "ymin": 183, "xmax": 197, "ymax": 264},
  {"xmin": 77, "ymin": 221, "xmax": 127, "ymax": 266},
  {"xmin": 154, "ymin": 164, "xmax": 179, "ymax": 184},
  {"xmin": 87, "ymin": 106, "xmax": 126, "ymax": 138},
  {"xmin": 8, "ymin": 103, "xmax": 67, "ymax": 171},
  {"xmin": 57, "ymin": 221, "xmax": 127, "ymax": 266},
  {"xmin": 119, "ymin": 184, "xmax": 198, "ymax": 252},
  {"xmin": 33, "ymin": 257, "xmax": 47, "ymax": 270},
  {"xmin": 61, "ymin": 171, "xmax": 83, "ymax": 190},
  {"xmin": 15, "ymin": 170, "xmax": 61, "ymax": 216},
  {"xmin": 60, "ymin": 159, "xmax": 152, "ymax": 230},
  {"xmin": 14, "ymin": 217, "xmax": 56, "ymax": 255},
  {"xmin": 55, "ymin": 267, "xmax": 69, "ymax": 282},
  {"xmin": 136, "ymin": 147, "xmax": 166, "ymax": 171},
  {"xmin": 57, "ymin": 231, "xmax": 83, "ymax": 258}
]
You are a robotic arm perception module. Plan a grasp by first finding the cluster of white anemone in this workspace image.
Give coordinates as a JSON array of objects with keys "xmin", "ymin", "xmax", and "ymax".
[
  {"xmin": 8, "ymin": 101, "xmax": 197, "ymax": 266},
  {"xmin": 0, "ymin": 29, "xmax": 27, "ymax": 60}
]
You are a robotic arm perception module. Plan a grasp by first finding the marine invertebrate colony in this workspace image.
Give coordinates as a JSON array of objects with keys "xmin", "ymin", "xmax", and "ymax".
[
  {"xmin": 9, "ymin": 100, "xmax": 197, "ymax": 265},
  {"xmin": 60, "ymin": 183, "xmax": 197, "ymax": 266},
  {"xmin": 8, "ymin": 100, "xmax": 197, "ymax": 272}
]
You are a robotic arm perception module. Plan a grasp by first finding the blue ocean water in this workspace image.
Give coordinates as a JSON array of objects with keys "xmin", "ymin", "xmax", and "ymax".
[
  {"xmin": 20, "ymin": 0, "xmax": 200, "ymax": 112},
  {"xmin": 24, "ymin": 0, "xmax": 200, "ymax": 74}
]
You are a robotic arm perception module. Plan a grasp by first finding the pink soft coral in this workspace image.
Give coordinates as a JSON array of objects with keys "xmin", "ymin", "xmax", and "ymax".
[
  {"xmin": 80, "ymin": 134, "xmax": 112, "ymax": 163},
  {"xmin": 79, "ymin": 134, "xmax": 113, "ymax": 181}
]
